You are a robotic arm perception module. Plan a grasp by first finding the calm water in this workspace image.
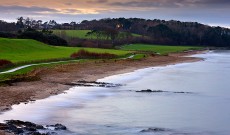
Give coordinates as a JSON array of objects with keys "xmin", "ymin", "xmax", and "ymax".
[{"xmin": 0, "ymin": 51, "xmax": 230, "ymax": 135}]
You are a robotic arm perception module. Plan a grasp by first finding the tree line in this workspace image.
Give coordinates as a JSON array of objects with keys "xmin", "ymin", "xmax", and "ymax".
[
  {"xmin": 79, "ymin": 18, "xmax": 230, "ymax": 47},
  {"xmin": 0, "ymin": 17, "xmax": 230, "ymax": 47}
]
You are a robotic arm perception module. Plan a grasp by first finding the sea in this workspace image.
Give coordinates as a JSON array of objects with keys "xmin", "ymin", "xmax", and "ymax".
[{"xmin": 0, "ymin": 50, "xmax": 230, "ymax": 135}]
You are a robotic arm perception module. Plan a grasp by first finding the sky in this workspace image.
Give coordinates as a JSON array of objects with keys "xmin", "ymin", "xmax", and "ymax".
[{"xmin": 0, "ymin": 0, "xmax": 229, "ymax": 28}]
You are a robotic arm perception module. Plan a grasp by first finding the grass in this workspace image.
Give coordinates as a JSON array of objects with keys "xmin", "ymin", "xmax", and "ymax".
[
  {"xmin": 121, "ymin": 44, "xmax": 203, "ymax": 55},
  {"xmin": 131, "ymin": 54, "xmax": 146, "ymax": 60},
  {"xmin": 53, "ymin": 30, "xmax": 91, "ymax": 39},
  {"xmin": 0, "ymin": 38, "xmax": 201, "ymax": 84},
  {"xmin": 0, "ymin": 37, "xmax": 131, "ymax": 83},
  {"xmin": 0, "ymin": 60, "xmax": 83, "ymax": 83},
  {"xmin": 0, "ymin": 38, "xmax": 130, "ymax": 63},
  {"xmin": 132, "ymin": 33, "xmax": 142, "ymax": 37},
  {"xmin": 53, "ymin": 30, "xmax": 142, "ymax": 39},
  {"xmin": 71, "ymin": 49, "xmax": 118, "ymax": 59}
]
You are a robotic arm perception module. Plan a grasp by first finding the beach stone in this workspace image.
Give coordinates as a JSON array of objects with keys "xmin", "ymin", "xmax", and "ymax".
[
  {"xmin": 136, "ymin": 89, "xmax": 193, "ymax": 94},
  {"xmin": 8, "ymin": 125, "xmax": 23, "ymax": 134},
  {"xmin": 46, "ymin": 123, "xmax": 67, "ymax": 130},
  {"xmin": 140, "ymin": 127, "xmax": 169, "ymax": 132},
  {"xmin": 0, "ymin": 120, "xmax": 67, "ymax": 134},
  {"xmin": 26, "ymin": 131, "xmax": 42, "ymax": 135},
  {"xmin": 0, "ymin": 123, "xmax": 8, "ymax": 130},
  {"xmin": 70, "ymin": 81, "xmax": 123, "ymax": 88},
  {"xmin": 136, "ymin": 89, "xmax": 165, "ymax": 93},
  {"xmin": 54, "ymin": 124, "xmax": 67, "ymax": 130}
]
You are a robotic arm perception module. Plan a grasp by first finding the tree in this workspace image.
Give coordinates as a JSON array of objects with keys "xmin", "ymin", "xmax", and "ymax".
[
  {"xmin": 16, "ymin": 17, "xmax": 25, "ymax": 29},
  {"xmin": 106, "ymin": 28, "xmax": 119, "ymax": 46},
  {"xmin": 24, "ymin": 17, "xmax": 33, "ymax": 28}
]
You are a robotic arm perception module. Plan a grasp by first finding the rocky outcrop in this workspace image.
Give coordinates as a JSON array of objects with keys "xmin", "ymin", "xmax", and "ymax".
[
  {"xmin": 136, "ymin": 89, "xmax": 193, "ymax": 94},
  {"xmin": 64, "ymin": 81, "xmax": 123, "ymax": 88},
  {"xmin": 0, "ymin": 120, "xmax": 67, "ymax": 135},
  {"xmin": 136, "ymin": 89, "xmax": 165, "ymax": 93},
  {"xmin": 140, "ymin": 127, "xmax": 171, "ymax": 133}
]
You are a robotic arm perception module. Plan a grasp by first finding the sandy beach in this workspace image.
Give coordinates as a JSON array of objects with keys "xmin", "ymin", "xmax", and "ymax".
[
  {"xmin": 0, "ymin": 51, "xmax": 204, "ymax": 114},
  {"xmin": 0, "ymin": 131, "xmax": 12, "ymax": 135},
  {"xmin": 0, "ymin": 50, "xmax": 206, "ymax": 135}
]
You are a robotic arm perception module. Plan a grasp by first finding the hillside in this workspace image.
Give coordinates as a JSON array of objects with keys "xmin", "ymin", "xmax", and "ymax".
[
  {"xmin": 0, "ymin": 38, "xmax": 130, "ymax": 63},
  {"xmin": 53, "ymin": 30, "xmax": 91, "ymax": 39},
  {"xmin": 78, "ymin": 18, "xmax": 230, "ymax": 47},
  {"xmin": 1, "ymin": 18, "xmax": 230, "ymax": 47}
]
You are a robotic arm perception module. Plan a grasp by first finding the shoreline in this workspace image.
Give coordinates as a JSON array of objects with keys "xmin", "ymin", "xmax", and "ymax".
[{"xmin": 0, "ymin": 50, "xmax": 205, "ymax": 113}]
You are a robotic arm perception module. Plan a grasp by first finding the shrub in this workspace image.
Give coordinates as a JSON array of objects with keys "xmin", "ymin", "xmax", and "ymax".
[
  {"xmin": 0, "ymin": 59, "xmax": 13, "ymax": 67},
  {"xmin": 71, "ymin": 49, "xmax": 117, "ymax": 59},
  {"xmin": 0, "ymin": 32, "xmax": 17, "ymax": 38},
  {"xmin": 18, "ymin": 29, "xmax": 68, "ymax": 46}
]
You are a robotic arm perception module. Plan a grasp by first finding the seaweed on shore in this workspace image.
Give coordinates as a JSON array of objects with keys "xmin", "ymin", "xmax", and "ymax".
[
  {"xmin": 135, "ymin": 89, "xmax": 194, "ymax": 94},
  {"xmin": 63, "ymin": 81, "xmax": 123, "ymax": 88}
]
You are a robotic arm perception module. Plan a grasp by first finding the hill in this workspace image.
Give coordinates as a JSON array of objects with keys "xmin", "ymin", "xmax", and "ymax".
[
  {"xmin": 53, "ymin": 30, "xmax": 91, "ymax": 39},
  {"xmin": 77, "ymin": 18, "xmax": 230, "ymax": 47},
  {"xmin": 1, "ymin": 18, "xmax": 230, "ymax": 47},
  {"xmin": 0, "ymin": 38, "xmax": 130, "ymax": 63}
]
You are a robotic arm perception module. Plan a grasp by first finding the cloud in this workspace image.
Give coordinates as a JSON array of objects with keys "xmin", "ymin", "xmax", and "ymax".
[
  {"xmin": 0, "ymin": 5, "xmax": 102, "ymax": 16},
  {"xmin": 0, "ymin": 5, "xmax": 57, "ymax": 13},
  {"xmin": 65, "ymin": 3, "xmax": 73, "ymax": 6},
  {"xmin": 87, "ymin": 0, "xmax": 108, "ymax": 3},
  {"xmin": 109, "ymin": 0, "xmax": 177, "ymax": 8},
  {"xmin": 0, "ymin": 0, "xmax": 229, "ymax": 27},
  {"xmin": 194, "ymin": 0, "xmax": 230, "ymax": 4},
  {"xmin": 108, "ymin": 0, "xmax": 230, "ymax": 8}
]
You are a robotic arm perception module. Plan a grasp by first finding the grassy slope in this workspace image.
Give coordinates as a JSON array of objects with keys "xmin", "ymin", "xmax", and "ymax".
[
  {"xmin": 0, "ymin": 38, "xmax": 130, "ymax": 63},
  {"xmin": 53, "ymin": 30, "xmax": 141, "ymax": 39},
  {"xmin": 121, "ymin": 44, "xmax": 202, "ymax": 55},
  {"xmin": 53, "ymin": 30, "xmax": 91, "ymax": 39}
]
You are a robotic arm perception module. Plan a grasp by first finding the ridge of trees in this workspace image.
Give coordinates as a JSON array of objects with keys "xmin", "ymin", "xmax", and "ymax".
[
  {"xmin": 79, "ymin": 18, "xmax": 230, "ymax": 47},
  {"xmin": 0, "ymin": 17, "xmax": 230, "ymax": 47},
  {"xmin": 0, "ymin": 18, "xmax": 68, "ymax": 46}
]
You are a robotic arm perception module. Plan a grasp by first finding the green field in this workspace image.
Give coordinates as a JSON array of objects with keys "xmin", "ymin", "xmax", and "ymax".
[
  {"xmin": 53, "ymin": 30, "xmax": 91, "ymax": 39},
  {"xmin": 0, "ymin": 38, "xmax": 130, "ymax": 63},
  {"xmin": 121, "ymin": 44, "xmax": 202, "ymax": 55},
  {"xmin": 53, "ymin": 30, "xmax": 141, "ymax": 40}
]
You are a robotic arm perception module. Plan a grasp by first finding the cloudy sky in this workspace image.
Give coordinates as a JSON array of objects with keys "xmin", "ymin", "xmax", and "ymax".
[{"xmin": 0, "ymin": 0, "xmax": 229, "ymax": 27}]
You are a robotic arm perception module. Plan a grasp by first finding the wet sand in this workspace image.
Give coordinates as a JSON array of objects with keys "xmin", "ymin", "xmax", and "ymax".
[
  {"xmin": 0, "ymin": 51, "xmax": 204, "ymax": 113},
  {"xmin": 0, "ymin": 131, "xmax": 13, "ymax": 135}
]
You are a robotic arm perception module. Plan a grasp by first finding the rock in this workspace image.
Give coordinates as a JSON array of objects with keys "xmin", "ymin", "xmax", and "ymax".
[
  {"xmin": 0, "ymin": 120, "xmax": 67, "ymax": 135},
  {"xmin": 136, "ymin": 89, "xmax": 165, "ymax": 93},
  {"xmin": 53, "ymin": 124, "xmax": 67, "ymax": 130},
  {"xmin": 7, "ymin": 125, "xmax": 23, "ymax": 134},
  {"xmin": 24, "ymin": 127, "xmax": 37, "ymax": 132},
  {"xmin": 27, "ymin": 131, "xmax": 43, "ymax": 135},
  {"xmin": 46, "ymin": 124, "xmax": 67, "ymax": 131},
  {"xmin": 36, "ymin": 125, "xmax": 44, "ymax": 130},
  {"xmin": 0, "ymin": 123, "xmax": 8, "ymax": 130},
  {"xmin": 140, "ymin": 127, "xmax": 169, "ymax": 132},
  {"xmin": 46, "ymin": 132, "xmax": 58, "ymax": 135},
  {"xmin": 136, "ymin": 89, "xmax": 193, "ymax": 94},
  {"xmin": 68, "ymin": 81, "xmax": 123, "ymax": 88}
]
